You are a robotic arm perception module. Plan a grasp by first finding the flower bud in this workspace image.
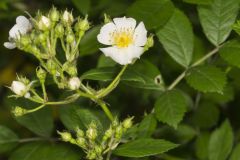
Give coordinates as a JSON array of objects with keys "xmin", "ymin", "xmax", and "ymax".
[
  {"xmin": 19, "ymin": 35, "xmax": 31, "ymax": 47},
  {"xmin": 76, "ymin": 137, "xmax": 86, "ymax": 148},
  {"xmin": 104, "ymin": 14, "xmax": 111, "ymax": 24},
  {"xmin": 122, "ymin": 117, "xmax": 134, "ymax": 129},
  {"xmin": 86, "ymin": 123, "xmax": 97, "ymax": 140},
  {"xmin": 68, "ymin": 77, "xmax": 80, "ymax": 90},
  {"xmin": 66, "ymin": 33, "xmax": 75, "ymax": 44},
  {"xmin": 75, "ymin": 16, "xmax": 90, "ymax": 32},
  {"xmin": 103, "ymin": 127, "xmax": 113, "ymax": 141},
  {"xmin": 55, "ymin": 24, "xmax": 64, "ymax": 37},
  {"xmin": 12, "ymin": 106, "xmax": 27, "ymax": 117},
  {"xmin": 36, "ymin": 67, "xmax": 47, "ymax": 83},
  {"xmin": 46, "ymin": 59, "xmax": 58, "ymax": 75},
  {"xmin": 76, "ymin": 127, "xmax": 84, "ymax": 137},
  {"xmin": 87, "ymin": 151, "xmax": 97, "ymax": 160},
  {"xmin": 38, "ymin": 16, "xmax": 51, "ymax": 31},
  {"xmin": 36, "ymin": 32, "xmax": 47, "ymax": 44},
  {"xmin": 115, "ymin": 125, "xmax": 123, "ymax": 140},
  {"xmin": 10, "ymin": 81, "xmax": 29, "ymax": 97},
  {"xmin": 58, "ymin": 131, "xmax": 73, "ymax": 142},
  {"xmin": 144, "ymin": 34, "xmax": 154, "ymax": 51},
  {"xmin": 94, "ymin": 145, "xmax": 103, "ymax": 154},
  {"xmin": 49, "ymin": 6, "xmax": 60, "ymax": 22},
  {"xmin": 62, "ymin": 10, "xmax": 74, "ymax": 26}
]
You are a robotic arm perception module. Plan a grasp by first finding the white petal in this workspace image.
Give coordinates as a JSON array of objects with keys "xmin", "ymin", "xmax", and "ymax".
[
  {"xmin": 97, "ymin": 22, "xmax": 116, "ymax": 45},
  {"xmin": 100, "ymin": 45, "xmax": 144, "ymax": 65},
  {"xmin": 4, "ymin": 42, "xmax": 16, "ymax": 49},
  {"xmin": 134, "ymin": 22, "xmax": 147, "ymax": 46},
  {"xmin": 16, "ymin": 16, "xmax": 31, "ymax": 28},
  {"xmin": 24, "ymin": 92, "xmax": 31, "ymax": 98},
  {"xmin": 9, "ymin": 24, "xmax": 21, "ymax": 39},
  {"xmin": 113, "ymin": 17, "xmax": 136, "ymax": 30}
]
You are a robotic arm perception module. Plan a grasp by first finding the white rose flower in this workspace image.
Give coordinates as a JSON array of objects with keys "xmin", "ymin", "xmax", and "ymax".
[
  {"xmin": 4, "ymin": 16, "xmax": 32, "ymax": 49},
  {"xmin": 68, "ymin": 77, "xmax": 81, "ymax": 90},
  {"xmin": 97, "ymin": 17, "xmax": 147, "ymax": 65},
  {"xmin": 10, "ymin": 81, "xmax": 30, "ymax": 98}
]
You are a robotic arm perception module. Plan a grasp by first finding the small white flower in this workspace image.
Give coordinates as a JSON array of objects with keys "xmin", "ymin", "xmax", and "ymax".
[
  {"xmin": 4, "ymin": 16, "xmax": 32, "ymax": 49},
  {"xmin": 97, "ymin": 17, "xmax": 147, "ymax": 65},
  {"xmin": 10, "ymin": 81, "xmax": 30, "ymax": 98},
  {"xmin": 38, "ymin": 16, "xmax": 51, "ymax": 30},
  {"xmin": 68, "ymin": 77, "xmax": 81, "ymax": 90}
]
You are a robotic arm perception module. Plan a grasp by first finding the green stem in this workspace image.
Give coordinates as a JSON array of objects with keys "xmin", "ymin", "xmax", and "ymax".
[
  {"xmin": 97, "ymin": 100, "xmax": 114, "ymax": 121},
  {"xmin": 167, "ymin": 46, "xmax": 222, "ymax": 90},
  {"xmin": 19, "ymin": 137, "xmax": 59, "ymax": 143},
  {"xmin": 97, "ymin": 65, "xmax": 128, "ymax": 98},
  {"xmin": 41, "ymin": 83, "xmax": 48, "ymax": 101},
  {"xmin": 26, "ymin": 104, "xmax": 46, "ymax": 113}
]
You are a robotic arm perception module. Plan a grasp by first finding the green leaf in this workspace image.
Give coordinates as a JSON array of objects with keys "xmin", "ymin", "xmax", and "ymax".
[
  {"xmin": 208, "ymin": 120, "xmax": 234, "ymax": 160},
  {"xmin": 6, "ymin": 98, "xmax": 54, "ymax": 137},
  {"xmin": 125, "ymin": 60, "xmax": 165, "ymax": 90},
  {"xmin": 230, "ymin": 143, "xmax": 240, "ymax": 160},
  {"xmin": 186, "ymin": 66, "xmax": 226, "ymax": 93},
  {"xmin": 9, "ymin": 142, "xmax": 82, "ymax": 160},
  {"xmin": 113, "ymin": 138, "xmax": 178, "ymax": 158},
  {"xmin": 0, "ymin": 126, "xmax": 19, "ymax": 153},
  {"xmin": 155, "ymin": 90, "xmax": 187, "ymax": 128},
  {"xmin": 79, "ymin": 26, "xmax": 101, "ymax": 57},
  {"xmin": 71, "ymin": 0, "xmax": 90, "ymax": 14},
  {"xmin": 220, "ymin": 39, "xmax": 240, "ymax": 68},
  {"xmin": 157, "ymin": 9, "xmax": 194, "ymax": 67},
  {"xmin": 137, "ymin": 114, "xmax": 157, "ymax": 138},
  {"xmin": 183, "ymin": 0, "xmax": 213, "ymax": 5},
  {"xmin": 198, "ymin": 0, "xmax": 239, "ymax": 46},
  {"xmin": 127, "ymin": 0, "xmax": 175, "ymax": 29},
  {"xmin": 59, "ymin": 105, "xmax": 105, "ymax": 134},
  {"xmin": 192, "ymin": 102, "xmax": 220, "ymax": 129},
  {"xmin": 195, "ymin": 132, "xmax": 210, "ymax": 160},
  {"xmin": 80, "ymin": 67, "xmax": 145, "ymax": 83}
]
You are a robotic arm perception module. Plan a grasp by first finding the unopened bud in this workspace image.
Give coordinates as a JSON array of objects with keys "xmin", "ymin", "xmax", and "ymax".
[
  {"xmin": 144, "ymin": 34, "xmax": 154, "ymax": 51},
  {"xmin": 122, "ymin": 117, "xmax": 134, "ymax": 129},
  {"xmin": 36, "ymin": 67, "xmax": 47, "ymax": 83},
  {"xmin": 58, "ymin": 131, "xmax": 72, "ymax": 142},
  {"xmin": 12, "ymin": 106, "xmax": 27, "ymax": 117},
  {"xmin": 10, "ymin": 81, "xmax": 29, "ymax": 97},
  {"xmin": 76, "ymin": 127, "xmax": 84, "ymax": 137},
  {"xmin": 38, "ymin": 16, "xmax": 51, "ymax": 31},
  {"xmin": 94, "ymin": 145, "xmax": 103, "ymax": 154},
  {"xmin": 75, "ymin": 16, "xmax": 90, "ymax": 32},
  {"xmin": 46, "ymin": 59, "xmax": 57, "ymax": 75},
  {"xmin": 104, "ymin": 14, "xmax": 111, "ymax": 24},
  {"xmin": 68, "ymin": 77, "xmax": 80, "ymax": 90},
  {"xmin": 86, "ymin": 123, "xmax": 97, "ymax": 140},
  {"xmin": 103, "ymin": 127, "xmax": 113, "ymax": 141},
  {"xmin": 87, "ymin": 151, "xmax": 97, "ymax": 160},
  {"xmin": 20, "ymin": 35, "xmax": 31, "ymax": 47},
  {"xmin": 49, "ymin": 6, "xmax": 60, "ymax": 22},
  {"xmin": 62, "ymin": 10, "xmax": 74, "ymax": 26},
  {"xmin": 55, "ymin": 24, "xmax": 64, "ymax": 37},
  {"xmin": 76, "ymin": 137, "xmax": 86, "ymax": 148},
  {"xmin": 36, "ymin": 32, "xmax": 47, "ymax": 44},
  {"xmin": 115, "ymin": 125, "xmax": 123, "ymax": 140},
  {"xmin": 66, "ymin": 33, "xmax": 75, "ymax": 44}
]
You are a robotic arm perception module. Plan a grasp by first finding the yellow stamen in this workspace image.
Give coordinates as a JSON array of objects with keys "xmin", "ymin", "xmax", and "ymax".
[{"xmin": 111, "ymin": 28, "xmax": 133, "ymax": 48}]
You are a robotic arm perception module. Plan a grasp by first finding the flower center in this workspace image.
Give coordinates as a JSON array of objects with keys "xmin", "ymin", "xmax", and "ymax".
[{"xmin": 111, "ymin": 28, "xmax": 134, "ymax": 48}]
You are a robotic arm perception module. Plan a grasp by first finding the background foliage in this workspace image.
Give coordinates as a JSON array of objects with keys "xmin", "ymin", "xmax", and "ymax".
[{"xmin": 1, "ymin": 0, "xmax": 240, "ymax": 159}]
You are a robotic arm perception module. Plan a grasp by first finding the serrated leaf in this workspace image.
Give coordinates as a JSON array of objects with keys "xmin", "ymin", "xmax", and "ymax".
[
  {"xmin": 155, "ymin": 90, "xmax": 187, "ymax": 128},
  {"xmin": 59, "ymin": 105, "xmax": 105, "ymax": 135},
  {"xmin": 5, "ymin": 98, "xmax": 54, "ymax": 137},
  {"xmin": 157, "ymin": 9, "xmax": 194, "ymax": 67},
  {"xmin": 79, "ymin": 26, "xmax": 101, "ymax": 57},
  {"xmin": 9, "ymin": 142, "xmax": 82, "ymax": 160},
  {"xmin": 208, "ymin": 120, "xmax": 234, "ymax": 160},
  {"xmin": 127, "ymin": 0, "xmax": 175, "ymax": 29},
  {"xmin": 125, "ymin": 60, "xmax": 165, "ymax": 90},
  {"xmin": 198, "ymin": 0, "xmax": 239, "ymax": 46},
  {"xmin": 186, "ymin": 66, "xmax": 226, "ymax": 93},
  {"xmin": 80, "ymin": 67, "xmax": 145, "ymax": 83},
  {"xmin": 192, "ymin": 102, "xmax": 220, "ymax": 129},
  {"xmin": 220, "ymin": 39, "xmax": 240, "ymax": 68},
  {"xmin": 137, "ymin": 114, "xmax": 157, "ymax": 138},
  {"xmin": 0, "ymin": 125, "xmax": 19, "ymax": 153},
  {"xmin": 230, "ymin": 143, "xmax": 240, "ymax": 160},
  {"xmin": 195, "ymin": 132, "xmax": 210, "ymax": 160},
  {"xmin": 113, "ymin": 138, "xmax": 178, "ymax": 158},
  {"xmin": 183, "ymin": 0, "xmax": 213, "ymax": 5}
]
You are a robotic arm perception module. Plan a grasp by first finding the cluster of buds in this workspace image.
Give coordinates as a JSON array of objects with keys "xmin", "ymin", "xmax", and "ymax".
[
  {"xmin": 5, "ymin": 6, "xmax": 90, "ymax": 90},
  {"xmin": 58, "ymin": 117, "xmax": 133, "ymax": 160}
]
